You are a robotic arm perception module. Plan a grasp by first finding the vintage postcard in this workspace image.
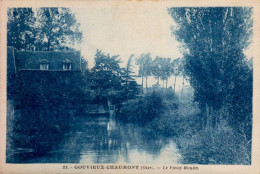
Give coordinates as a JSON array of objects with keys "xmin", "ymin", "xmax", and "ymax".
[{"xmin": 0, "ymin": 0, "xmax": 260, "ymax": 173}]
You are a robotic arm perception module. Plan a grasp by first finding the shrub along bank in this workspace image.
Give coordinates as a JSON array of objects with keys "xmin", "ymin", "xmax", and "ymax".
[{"xmin": 118, "ymin": 87, "xmax": 251, "ymax": 164}]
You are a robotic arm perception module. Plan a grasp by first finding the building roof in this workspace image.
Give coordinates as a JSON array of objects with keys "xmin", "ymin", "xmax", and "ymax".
[{"xmin": 11, "ymin": 48, "xmax": 81, "ymax": 71}]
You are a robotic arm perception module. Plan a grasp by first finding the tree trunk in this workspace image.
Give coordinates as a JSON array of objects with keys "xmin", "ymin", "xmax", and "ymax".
[
  {"xmin": 141, "ymin": 75, "xmax": 144, "ymax": 88},
  {"xmin": 162, "ymin": 80, "xmax": 164, "ymax": 88},
  {"xmin": 181, "ymin": 76, "xmax": 185, "ymax": 97},
  {"xmin": 47, "ymin": 36, "xmax": 51, "ymax": 51},
  {"xmin": 145, "ymin": 76, "xmax": 148, "ymax": 89},
  {"xmin": 47, "ymin": 41, "xmax": 50, "ymax": 51},
  {"xmin": 182, "ymin": 76, "xmax": 185, "ymax": 88},
  {"xmin": 174, "ymin": 76, "xmax": 176, "ymax": 92},
  {"xmin": 206, "ymin": 104, "xmax": 210, "ymax": 130},
  {"xmin": 206, "ymin": 104, "xmax": 215, "ymax": 130},
  {"xmin": 166, "ymin": 78, "xmax": 168, "ymax": 89}
]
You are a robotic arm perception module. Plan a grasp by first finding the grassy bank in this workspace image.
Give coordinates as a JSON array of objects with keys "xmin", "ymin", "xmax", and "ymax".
[
  {"xmin": 176, "ymin": 121, "xmax": 251, "ymax": 164},
  {"xmin": 118, "ymin": 87, "xmax": 251, "ymax": 164}
]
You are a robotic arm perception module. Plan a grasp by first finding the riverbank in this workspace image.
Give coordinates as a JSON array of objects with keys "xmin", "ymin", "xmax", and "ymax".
[{"xmin": 118, "ymin": 88, "xmax": 251, "ymax": 164}]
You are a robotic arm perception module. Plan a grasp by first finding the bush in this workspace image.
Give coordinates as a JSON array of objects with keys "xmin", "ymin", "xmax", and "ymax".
[
  {"xmin": 118, "ymin": 91, "xmax": 164, "ymax": 125},
  {"xmin": 145, "ymin": 105, "xmax": 202, "ymax": 137},
  {"xmin": 176, "ymin": 121, "xmax": 251, "ymax": 164}
]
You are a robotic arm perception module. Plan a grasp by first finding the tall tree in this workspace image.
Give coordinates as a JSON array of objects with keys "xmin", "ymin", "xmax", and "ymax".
[
  {"xmin": 135, "ymin": 56, "xmax": 144, "ymax": 88},
  {"xmin": 161, "ymin": 57, "xmax": 172, "ymax": 88},
  {"xmin": 136, "ymin": 53, "xmax": 153, "ymax": 89},
  {"xmin": 143, "ymin": 53, "xmax": 153, "ymax": 89},
  {"xmin": 121, "ymin": 54, "xmax": 140, "ymax": 99},
  {"xmin": 152, "ymin": 56, "xmax": 171, "ymax": 88},
  {"xmin": 177, "ymin": 58, "xmax": 186, "ymax": 96},
  {"xmin": 168, "ymin": 7, "xmax": 253, "ymax": 132},
  {"xmin": 152, "ymin": 56, "xmax": 162, "ymax": 85},
  {"xmin": 125, "ymin": 54, "xmax": 135, "ymax": 86},
  {"xmin": 7, "ymin": 8, "xmax": 36, "ymax": 51},
  {"xmin": 36, "ymin": 8, "xmax": 82, "ymax": 51},
  {"xmin": 90, "ymin": 50, "xmax": 123, "ymax": 105},
  {"xmin": 171, "ymin": 58, "xmax": 181, "ymax": 92}
]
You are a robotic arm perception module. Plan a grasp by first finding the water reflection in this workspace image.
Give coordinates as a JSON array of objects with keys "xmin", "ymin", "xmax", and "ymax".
[{"xmin": 20, "ymin": 115, "xmax": 182, "ymax": 163}]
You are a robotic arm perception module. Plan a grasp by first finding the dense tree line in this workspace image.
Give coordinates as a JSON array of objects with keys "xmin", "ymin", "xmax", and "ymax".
[
  {"xmin": 168, "ymin": 7, "xmax": 253, "ymax": 137},
  {"xmin": 87, "ymin": 49, "xmax": 185, "ymax": 109},
  {"xmin": 7, "ymin": 8, "xmax": 82, "ymax": 51},
  {"xmin": 135, "ymin": 54, "xmax": 185, "ymax": 90}
]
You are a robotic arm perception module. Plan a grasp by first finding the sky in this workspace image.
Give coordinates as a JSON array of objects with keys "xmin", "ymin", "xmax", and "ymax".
[{"xmin": 73, "ymin": 6, "xmax": 182, "ymax": 68}]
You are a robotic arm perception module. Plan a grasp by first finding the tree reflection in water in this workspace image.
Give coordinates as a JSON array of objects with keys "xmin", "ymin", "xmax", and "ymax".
[{"xmin": 22, "ymin": 115, "xmax": 181, "ymax": 163}]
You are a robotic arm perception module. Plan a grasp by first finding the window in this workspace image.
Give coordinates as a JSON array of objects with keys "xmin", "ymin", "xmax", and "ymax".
[
  {"xmin": 40, "ymin": 63, "xmax": 49, "ymax": 70},
  {"xmin": 63, "ymin": 63, "xmax": 71, "ymax": 70},
  {"xmin": 39, "ymin": 59, "xmax": 49, "ymax": 70},
  {"xmin": 62, "ymin": 59, "xmax": 72, "ymax": 71}
]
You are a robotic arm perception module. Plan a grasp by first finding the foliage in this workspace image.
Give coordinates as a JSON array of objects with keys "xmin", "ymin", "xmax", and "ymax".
[
  {"xmin": 145, "ymin": 88, "xmax": 200, "ymax": 136},
  {"xmin": 177, "ymin": 121, "xmax": 251, "ymax": 164},
  {"xmin": 36, "ymin": 8, "xmax": 82, "ymax": 51},
  {"xmin": 135, "ymin": 53, "xmax": 153, "ymax": 88},
  {"xmin": 159, "ymin": 57, "xmax": 172, "ymax": 88},
  {"xmin": 171, "ymin": 58, "xmax": 182, "ymax": 91},
  {"xmin": 142, "ymin": 88, "xmax": 250, "ymax": 164},
  {"xmin": 121, "ymin": 54, "xmax": 141, "ymax": 99},
  {"xmin": 126, "ymin": 54, "xmax": 135, "ymax": 75},
  {"xmin": 151, "ymin": 56, "xmax": 162, "ymax": 84},
  {"xmin": 171, "ymin": 58, "xmax": 182, "ymax": 76},
  {"xmin": 7, "ymin": 8, "xmax": 82, "ymax": 51},
  {"xmin": 7, "ymin": 8, "xmax": 36, "ymax": 51},
  {"xmin": 118, "ymin": 91, "xmax": 164, "ymax": 125},
  {"xmin": 89, "ymin": 50, "xmax": 124, "ymax": 105},
  {"xmin": 121, "ymin": 54, "xmax": 135, "ymax": 87},
  {"xmin": 7, "ymin": 71, "xmax": 89, "ymax": 160},
  {"xmin": 151, "ymin": 56, "xmax": 173, "ymax": 88},
  {"xmin": 168, "ymin": 7, "xmax": 253, "ymax": 136}
]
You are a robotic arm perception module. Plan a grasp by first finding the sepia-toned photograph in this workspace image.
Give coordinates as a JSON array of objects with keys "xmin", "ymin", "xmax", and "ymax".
[{"xmin": 1, "ymin": 0, "xmax": 260, "ymax": 173}]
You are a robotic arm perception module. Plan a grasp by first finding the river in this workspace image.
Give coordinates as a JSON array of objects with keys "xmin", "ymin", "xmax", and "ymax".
[{"xmin": 13, "ymin": 115, "xmax": 182, "ymax": 164}]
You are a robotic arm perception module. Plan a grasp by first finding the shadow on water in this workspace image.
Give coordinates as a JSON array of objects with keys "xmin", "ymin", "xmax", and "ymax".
[{"xmin": 13, "ymin": 114, "xmax": 181, "ymax": 164}]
